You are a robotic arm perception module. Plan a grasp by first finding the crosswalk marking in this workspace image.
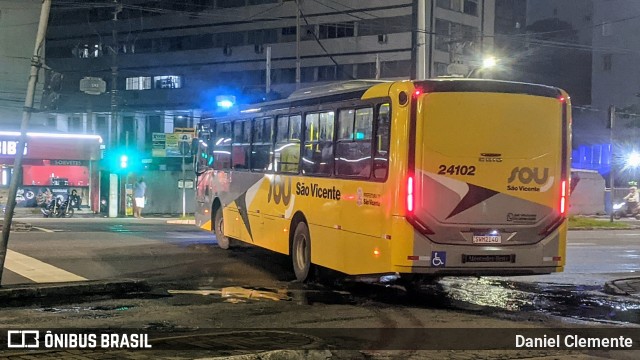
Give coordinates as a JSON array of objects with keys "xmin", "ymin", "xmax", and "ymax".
[
  {"xmin": 4, "ymin": 249, "xmax": 87, "ymax": 283},
  {"xmin": 32, "ymin": 226, "xmax": 55, "ymax": 233}
]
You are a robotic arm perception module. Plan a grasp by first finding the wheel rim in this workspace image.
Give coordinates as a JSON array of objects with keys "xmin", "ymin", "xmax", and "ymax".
[
  {"xmin": 217, "ymin": 216, "xmax": 224, "ymax": 235},
  {"xmin": 295, "ymin": 233, "xmax": 308, "ymax": 270}
]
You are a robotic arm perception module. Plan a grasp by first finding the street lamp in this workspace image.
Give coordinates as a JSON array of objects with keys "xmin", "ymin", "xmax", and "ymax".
[
  {"xmin": 482, "ymin": 56, "xmax": 497, "ymax": 69},
  {"xmin": 624, "ymin": 151, "xmax": 640, "ymax": 170}
]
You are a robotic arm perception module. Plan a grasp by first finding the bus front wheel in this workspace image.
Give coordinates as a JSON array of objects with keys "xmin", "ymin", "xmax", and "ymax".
[
  {"xmin": 292, "ymin": 222, "xmax": 311, "ymax": 282},
  {"xmin": 214, "ymin": 207, "xmax": 230, "ymax": 250}
]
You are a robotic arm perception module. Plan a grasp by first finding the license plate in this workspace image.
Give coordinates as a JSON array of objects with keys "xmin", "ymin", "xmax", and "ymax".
[
  {"xmin": 472, "ymin": 235, "xmax": 502, "ymax": 244},
  {"xmin": 462, "ymin": 254, "xmax": 515, "ymax": 263}
]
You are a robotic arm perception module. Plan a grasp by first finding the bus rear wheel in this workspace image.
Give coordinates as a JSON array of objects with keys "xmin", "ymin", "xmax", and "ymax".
[
  {"xmin": 292, "ymin": 222, "xmax": 311, "ymax": 282},
  {"xmin": 214, "ymin": 207, "xmax": 230, "ymax": 250}
]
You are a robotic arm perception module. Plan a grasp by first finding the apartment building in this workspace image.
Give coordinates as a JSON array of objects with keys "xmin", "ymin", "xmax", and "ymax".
[{"xmin": 43, "ymin": 0, "xmax": 494, "ymax": 213}]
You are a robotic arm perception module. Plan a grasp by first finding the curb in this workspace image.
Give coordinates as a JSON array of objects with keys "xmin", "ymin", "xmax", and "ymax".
[
  {"xmin": 0, "ymin": 279, "xmax": 150, "ymax": 307},
  {"xmin": 603, "ymin": 277, "xmax": 640, "ymax": 298},
  {"xmin": 166, "ymin": 219, "xmax": 195, "ymax": 224}
]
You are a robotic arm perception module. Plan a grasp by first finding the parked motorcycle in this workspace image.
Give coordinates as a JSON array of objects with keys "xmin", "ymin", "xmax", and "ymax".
[
  {"xmin": 612, "ymin": 201, "xmax": 640, "ymax": 220},
  {"xmin": 41, "ymin": 196, "xmax": 74, "ymax": 218}
]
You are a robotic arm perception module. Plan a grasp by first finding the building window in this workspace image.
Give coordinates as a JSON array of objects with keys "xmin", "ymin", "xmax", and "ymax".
[
  {"xmin": 318, "ymin": 65, "xmax": 337, "ymax": 81},
  {"xmin": 437, "ymin": 0, "xmax": 477, "ymax": 16},
  {"xmin": 174, "ymin": 115, "xmax": 191, "ymax": 129},
  {"xmin": 463, "ymin": 0, "xmax": 478, "ymax": 16},
  {"xmin": 318, "ymin": 22, "xmax": 355, "ymax": 39},
  {"xmin": 602, "ymin": 22, "xmax": 612, "ymax": 37},
  {"xmin": 248, "ymin": 28, "xmax": 278, "ymax": 45},
  {"xmin": 603, "ymin": 54, "xmax": 612, "ymax": 71},
  {"xmin": 126, "ymin": 77, "xmax": 152, "ymax": 90},
  {"xmin": 435, "ymin": 19, "xmax": 478, "ymax": 52},
  {"xmin": 435, "ymin": 62, "xmax": 449, "ymax": 76},
  {"xmin": 154, "ymin": 75, "xmax": 182, "ymax": 89},
  {"xmin": 70, "ymin": 116, "xmax": 82, "ymax": 132}
]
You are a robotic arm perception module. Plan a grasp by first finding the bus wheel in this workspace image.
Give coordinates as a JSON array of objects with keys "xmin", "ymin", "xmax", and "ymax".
[
  {"xmin": 292, "ymin": 222, "xmax": 311, "ymax": 282},
  {"xmin": 214, "ymin": 207, "xmax": 230, "ymax": 250}
]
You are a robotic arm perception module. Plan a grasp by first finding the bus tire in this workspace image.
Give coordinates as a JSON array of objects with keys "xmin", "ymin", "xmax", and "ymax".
[
  {"xmin": 292, "ymin": 222, "xmax": 312, "ymax": 282},
  {"xmin": 214, "ymin": 207, "xmax": 230, "ymax": 250}
]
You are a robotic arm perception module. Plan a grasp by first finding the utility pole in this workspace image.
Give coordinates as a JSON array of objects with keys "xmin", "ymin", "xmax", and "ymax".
[
  {"xmin": 266, "ymin": 46, "xmax": 271, "ymax": 95},
  {"xmin": 0, "ymin": 0, "xmax": 52, "ymax": 285},
  {"xmin": 110, "ymin": 0, "xmax": 122, "ymax": 218},
  {"xmin": 609, "ymin": 105, "xmax": 616, "ymax": 222},
  {"xmin": 295, "ymin": 0, "xmax": 301, "ymax": 89}
]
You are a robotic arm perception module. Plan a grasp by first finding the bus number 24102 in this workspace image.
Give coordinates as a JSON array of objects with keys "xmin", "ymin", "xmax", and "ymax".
[{"xmin": 438, "ymin": 164, "xmax": 476, "ymax": 176}]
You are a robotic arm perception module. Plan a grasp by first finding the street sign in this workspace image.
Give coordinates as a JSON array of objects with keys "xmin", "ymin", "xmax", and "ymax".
[
  {"xmin": 80, "ymin": 77, "xmax": 106, "ymax": 95},
  {"xmin": 178, "ymin": 179, "xmax": 194, "ymax": 189}
]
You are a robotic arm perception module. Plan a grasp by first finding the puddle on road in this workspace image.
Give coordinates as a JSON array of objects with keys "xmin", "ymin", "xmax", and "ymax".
[
  {"xmin": 36, "ymin": 305, "xmax": 135, "ymax": 319},
  {"xmin": 294, "ymin": 277, "xmax": 640, "ymax": 325}
]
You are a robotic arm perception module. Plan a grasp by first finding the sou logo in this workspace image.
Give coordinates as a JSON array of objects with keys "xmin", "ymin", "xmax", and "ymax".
[
  {"xmin": 508, "ymin": 167, "xmax": 554, "ymax": 192},
  {"xmin": 267, "ymin": 175, "xmax": 292, "ymax": 206}
]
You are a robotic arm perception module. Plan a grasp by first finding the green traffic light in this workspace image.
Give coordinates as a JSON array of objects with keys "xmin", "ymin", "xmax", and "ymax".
[{"xmin": 120, "ymin": 154, "xmax": 128, "ymax": 169}]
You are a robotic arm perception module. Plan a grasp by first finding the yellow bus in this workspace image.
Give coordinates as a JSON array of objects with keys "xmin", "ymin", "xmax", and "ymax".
[{"xmin": 194, "ymin": 79, "xmax": 571, "ymax": 282}]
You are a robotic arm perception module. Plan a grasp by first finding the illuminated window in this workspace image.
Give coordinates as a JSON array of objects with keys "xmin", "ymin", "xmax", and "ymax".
[
  {"xmin": 126, "ymin": 77, "xmax": 152, "ymax": 90},
  {"xmin": 154, "ymin": 75, "xmax": 182, "ymax": 89}
]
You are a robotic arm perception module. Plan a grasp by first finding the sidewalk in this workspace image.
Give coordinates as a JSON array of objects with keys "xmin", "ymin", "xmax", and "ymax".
[{"xmin": 604, "ymin": 277, "xmax": 640, "ymax": 298}]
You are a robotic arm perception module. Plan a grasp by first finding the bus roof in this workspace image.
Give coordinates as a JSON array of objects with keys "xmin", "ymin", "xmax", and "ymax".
[{"xmin": 203, "ymin": 79, "xmax": 564, "ymax": 121}]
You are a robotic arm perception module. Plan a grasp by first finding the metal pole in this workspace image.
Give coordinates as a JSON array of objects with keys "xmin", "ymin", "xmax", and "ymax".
[
  {"xmin": 109, "ymin": 0, "xmax": 120, "ymax": 218},
  {"xmin": 0, "ymin": 0, "xmax": 52, "ymax": 285},
  {"xmin": 375, "ymin": 54, "xmax": 381, "ymax": 79},
  {"xmin": 182, "ymin": 152, "xmax": 186, "ymax": 218},
  {"xmin": 266, "ymin": 46, "xmax": 271, "ymax": 95},
  {"xmin": 295, "ymin": 0, "xmax": 301, "ymax": 89},
  {"xmin": 609, "ymin": 105, "xmax": 615, "ymax": 222}
]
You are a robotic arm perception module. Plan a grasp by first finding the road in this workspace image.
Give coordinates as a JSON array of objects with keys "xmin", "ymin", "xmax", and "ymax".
[
  {"xmin": 4, "ymin": 218, "xmax": 640, "ymax": 287},
  {"xmin": 0, "ymin": 218, "xmax": 639, "ymax": 359}
]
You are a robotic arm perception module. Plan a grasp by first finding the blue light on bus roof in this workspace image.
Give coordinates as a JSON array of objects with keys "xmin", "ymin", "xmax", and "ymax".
[{"xmin": 216, "ymin": 95, "xmax": 235, "ymax": 109}]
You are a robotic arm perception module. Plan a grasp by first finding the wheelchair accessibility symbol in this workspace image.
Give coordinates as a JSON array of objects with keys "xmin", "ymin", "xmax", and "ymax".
[{"xmin": 431, "ymin": 251, "xmax": 446, "ymax": 267}]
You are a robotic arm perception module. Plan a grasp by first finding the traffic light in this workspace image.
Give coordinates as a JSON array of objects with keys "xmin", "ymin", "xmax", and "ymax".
[
  {"xmin": 105, "ymin": 148, "xmax": 139, "ymax": 173},
  {"xmin": 119, "ymin": 154, "xmax": 129, "ymax": 169}
]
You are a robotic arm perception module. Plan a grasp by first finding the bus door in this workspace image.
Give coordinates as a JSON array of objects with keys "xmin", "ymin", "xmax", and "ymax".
[
  {"xmin": 335, "ymin": 103, "xmax": 392, "ymax": 273},
  {"xmin": 261, "ymin": 114, "xmax": 302, "ymax": 254}
]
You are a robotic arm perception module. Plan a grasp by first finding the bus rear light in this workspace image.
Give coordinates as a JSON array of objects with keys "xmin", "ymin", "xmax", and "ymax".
[
  {"xmin": 560, "ymin": 180, "xmax": 567, "ymax": 215},
  {"xmin": 553, "ymin": 256, "xmax": 562, "ymax": 262},
  {"xmin": 407, "ymin": 176, "xmax": 414, "ymax": 213}
]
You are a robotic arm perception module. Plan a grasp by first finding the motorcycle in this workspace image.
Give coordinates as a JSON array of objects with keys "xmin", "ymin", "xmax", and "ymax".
[
  {"xmin": 41, "ymin": 196, "xmax": 74, "ymax": 218},
  {"xmin": 612, "ymin": 201, "xmax": 640, "ymax": 220}
]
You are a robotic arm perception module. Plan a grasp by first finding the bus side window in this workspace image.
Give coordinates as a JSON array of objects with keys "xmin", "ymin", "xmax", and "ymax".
[
  {"xmin": 302, "ymin": 111, "xmax": 334, "ymax": 175},
  {"xmin": 274, "ymin": 114, "xmax": 300, "ymax": 173},
  {"xmin": 213, "ymin": 122, "xmax": 232, "ymax": 170},
  {"xmin": 374, "ymin": 103, "xmax": 390, "ymax": 180},
  {"xmin": 251, "ymin": 117, "xmax": 273, "ymax": 172},
  {"xmin": 336, "ymin": 107, "xmax": 373, "ymax": 178},
  {"xmin": 232, "ymin": 120, "xmax": 251, "ymax": 170}
]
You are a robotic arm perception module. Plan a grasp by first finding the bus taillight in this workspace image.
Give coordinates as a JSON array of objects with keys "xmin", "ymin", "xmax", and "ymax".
[
  {"xmin": 560, "ymin": 180, "xmax": 567, "ymax": 215},
  {"xmin": 407, "ymin": 176, "xmax": 414, "ymax": 213}
]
